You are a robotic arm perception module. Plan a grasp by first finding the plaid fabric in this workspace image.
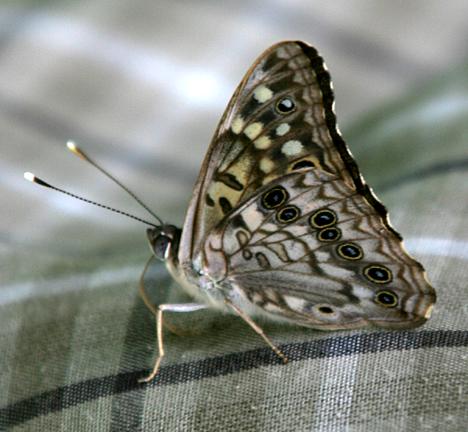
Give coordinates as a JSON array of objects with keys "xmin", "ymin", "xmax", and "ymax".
[{"xmin": 1, "ymin": 2, "xmax": 467, "ymax": 431}]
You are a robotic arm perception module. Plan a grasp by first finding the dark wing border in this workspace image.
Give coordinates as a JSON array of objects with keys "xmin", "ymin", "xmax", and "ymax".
[{"xmin": 298, "ymin": 41, "xmax": 403, "ymax": 241}]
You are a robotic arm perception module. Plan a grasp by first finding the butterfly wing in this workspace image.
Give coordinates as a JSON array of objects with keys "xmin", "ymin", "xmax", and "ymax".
[
  {"xmin": 203, "ymin": 169, "xmax": 436, "ymax": 329},
  {"xmin": 179, "ymin": 41, "xmax": 390, "ymax": 273},
  {"xmin": 176, "ymin": 40, "xmax": 435, "ymax": 328}
]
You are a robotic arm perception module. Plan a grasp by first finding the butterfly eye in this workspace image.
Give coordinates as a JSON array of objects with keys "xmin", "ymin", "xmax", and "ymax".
[
  {"xmin": 375, "ymin": 290, "xmax": 398, "ymax": 308},
  {"xmin": 276, "ymin": 97, "xmax": 296, "ymax": 114},
  {"xmin": 276, "ymin": 205, "xmax": 300, "ymax": 223},
  {"xmin": 261, "ymin": 186, "xmax": 289, "ymax": 209},
  {"xmin": 149, "ymin": 234, "xmax": 172, "ymax": 260},
  {"xmin": 309, "ymin": 209, "xmax": 337, "ymax": 228},
  {"xmin": 317, "ymin": 227, "xmax": 341, "ymax": 242},
  {"xmin": 364, "ymin": 265, "xmax": 393, "ymax": 284},
  {"xmin": 337, "ymin": 242, "xmax": 363, "ymax": 260}
]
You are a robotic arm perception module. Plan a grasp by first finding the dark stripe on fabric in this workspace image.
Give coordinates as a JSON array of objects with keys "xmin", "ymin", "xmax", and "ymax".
[
  {"xmin": 108, "ymin": 303, "xmax": 151, "ymax": 430},
  {"xmin": 108, "ymin": 269, "xmax": 174, "ymax": 431},
  {"xmin": 1, "ymin": 330, "xmax": 467, "ymax": 428}
]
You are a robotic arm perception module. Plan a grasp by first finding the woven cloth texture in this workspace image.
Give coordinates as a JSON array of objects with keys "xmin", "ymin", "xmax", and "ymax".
[{"xmin": 1, "ymin": 1, "xmax": 468, "ymax": 431}]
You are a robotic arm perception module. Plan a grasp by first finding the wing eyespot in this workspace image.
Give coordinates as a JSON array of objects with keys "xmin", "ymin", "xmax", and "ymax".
[
  {"xmin": 337, "ymin": 242, "xmax": 363, "ymax": 260},
  {"xmin": 317, "ymin": 227, "xmax": 341, "ymax": 242},
  {"xmin": 276, "ymin": 205, "xmax": 300, "ymax": 223},
  {"xmin": 364, "ymin": 265, "xmax": 393, "ymax": 284},
  {"xmin": 309, "ymin": 209, "xmax": 337, "ymax": 228},
  {"xmin": 375, "ymin": 290, "xmax": 398, "ymax": 308},
  {"xmin": 317, "ymin": 305, "xmax": 334, "ymax": 314},
  {"xmin": 261, "ymin": 186, "xmax": 289, "ymax": 209},
  {"xmin": 276, "ymin": 97, "xmax": 296, "ymax": 114},
  {"xmin": 304, "ymin": 303, "xmax": 337, "ymax": 317}
]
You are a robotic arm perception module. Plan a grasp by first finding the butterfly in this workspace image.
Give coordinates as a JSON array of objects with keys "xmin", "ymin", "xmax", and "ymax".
[
  {"xmin": 139, "ymin": 41, "xmax": 436, "ymax": 381},
  {"xmin": 25, "ymin": 40, "xmax": 437, "ymax": 382}
]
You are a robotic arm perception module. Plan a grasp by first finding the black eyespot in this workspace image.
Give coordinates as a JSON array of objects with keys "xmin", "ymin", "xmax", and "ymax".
[
  {"xmin": 364, "ymin": 265, "xmax": 393, "ymax": 284},
  {"xmin": 317, "ymin": 227, "xmax": 341, "ymax": 242},
  {"xmin": 337, "ymin": 242, "xmax": 363, "ymax": 260},
  {"xmin": 276, "ymin": 97, "xmax": 295, "ymax": 114},
  {"xmin": 318, "ymin": 306, "xmax": 334, "ymax": 314},
  {"xmin": 261, "ymin": 186, "xmax": 288, "ymax": 209},
  {"xmin": 292, "ymin": 159, "xmax": 315, "ymax": 170},
  {"xmin": 375, "ymin": 290, "xmax": 398, "ymax": 308},
  {"xmin": 277, "ymin": 205, "xmax": 300, "ymax": 223},
  {"xmin": 310, "ymin": 209, "xmax": 337, "ymax": 228}
]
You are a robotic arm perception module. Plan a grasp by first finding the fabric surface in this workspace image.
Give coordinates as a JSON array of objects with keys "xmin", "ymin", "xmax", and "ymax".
[{"xmin": 1, "ymin": 1, "xmax": 468, "ymax": 431}]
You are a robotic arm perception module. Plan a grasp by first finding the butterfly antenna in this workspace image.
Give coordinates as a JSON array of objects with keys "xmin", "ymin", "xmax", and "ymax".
[
  {"xmin": 66, "ymin": 141, "xmax": 164, "ymax": 226},
  {"xmin": 24, "ymin": 172, "xmax": 160, "ymax": 228}
]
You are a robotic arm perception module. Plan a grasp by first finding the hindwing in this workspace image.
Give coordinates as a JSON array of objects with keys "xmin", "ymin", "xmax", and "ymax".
[{"xmin": 203, "ymin": 170, "xmax": 435, "ymax": 329}]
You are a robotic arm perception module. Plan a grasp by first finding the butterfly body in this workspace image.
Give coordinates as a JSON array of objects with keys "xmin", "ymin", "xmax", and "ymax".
[{"xmin": 148, "ymin": 41, "xmax": 435, "ymax": 345}]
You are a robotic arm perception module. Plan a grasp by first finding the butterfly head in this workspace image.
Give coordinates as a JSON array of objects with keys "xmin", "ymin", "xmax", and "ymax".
[{"xmin": 147, "ymin": 225, "xmax": 181, "ymax": 261}]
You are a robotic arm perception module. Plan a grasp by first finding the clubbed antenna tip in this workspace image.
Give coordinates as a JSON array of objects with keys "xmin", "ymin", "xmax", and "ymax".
[{"xmin": 24, "ymin": 172, "xmax": 51, "ymax": 188}]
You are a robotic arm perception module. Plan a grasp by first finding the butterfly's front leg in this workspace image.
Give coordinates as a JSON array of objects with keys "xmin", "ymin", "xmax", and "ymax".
[
  {"xmin": 138, "ymin": 302, "xmax": 208, "ymax": 383},
  {"xmin": 138, "ymin": 256, "xmax": 207, "ymax": 383}
]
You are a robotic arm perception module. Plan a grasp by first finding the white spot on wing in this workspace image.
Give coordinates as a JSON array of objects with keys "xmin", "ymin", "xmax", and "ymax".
[
  {"xmin": 260, "ymin": 157, "xmax": 274, "ymax": 173},
  {"xmin": 231, "ymin": 116, "xmax": 244, "ymax": 134},
  {"xmin": 276, "ymin": 123, "xmax": 290, "ymax": 136},
  {"xmin": 254, "ymin": 136, "xmax": 271, "ymax": 149},
  {"xmin": 244, "ymin": 122, "xmax": 263, "ymax": 139},
  {"xmin": 281, "ymin": 140, "xmax": 303, "ymax": 156},
  {"xmin": 253, "ymin": 85, "xmax": 273, "ymax": 103},
  {"xmin": 284, "ymin": 296, "xmax": 306, "ymax": 311}
]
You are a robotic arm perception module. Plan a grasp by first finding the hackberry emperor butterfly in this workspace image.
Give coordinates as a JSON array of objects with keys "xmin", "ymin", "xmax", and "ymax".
[
  {"xmin": 139, "ymin": 41, "xmax": 436, "ymax": 380},
  {"xmin": 26, "ymin": 41, "xmax": 436, "ymax": 382}
]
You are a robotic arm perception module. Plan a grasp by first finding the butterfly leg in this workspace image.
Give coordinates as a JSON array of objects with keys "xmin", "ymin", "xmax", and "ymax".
[
  {"xmin": 139, "ymin": 255, "xmax": 187, "ymax": 335},
  {"xmin": 225, "ymin": 299, "xmax": 289, "ymax": 364},
  {"xmin": 138, "ymin": 302, "xmax": 207, "ymax": 383},
  {"xmin": 138, "ymin": 256, "xmax": 207, "ymax": 382}
]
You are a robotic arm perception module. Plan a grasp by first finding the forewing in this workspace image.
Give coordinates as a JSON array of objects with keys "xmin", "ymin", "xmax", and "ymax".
[
  {"xmin": 179, "ymin": 41, "xmax": 381, "ymax": 271},
  {"xmin": 203, "ymin": 170, "xmax": 436, "ymax": 329}
]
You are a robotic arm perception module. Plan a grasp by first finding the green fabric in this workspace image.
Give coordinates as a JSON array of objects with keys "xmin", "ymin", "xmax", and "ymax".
[{"xmin": 1, "ymin": 3, "xmax": 468, "ymax": 431}]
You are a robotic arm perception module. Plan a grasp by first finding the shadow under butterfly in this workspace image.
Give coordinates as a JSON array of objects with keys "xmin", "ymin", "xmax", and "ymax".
[{"xmin": 25, "ymin": 41, "xmax": 436, "ymax": 383}]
